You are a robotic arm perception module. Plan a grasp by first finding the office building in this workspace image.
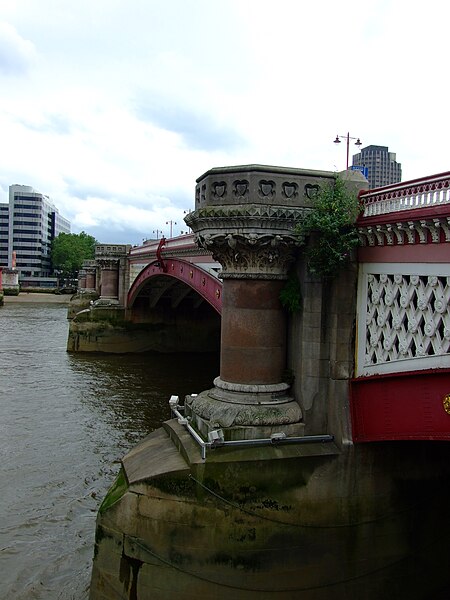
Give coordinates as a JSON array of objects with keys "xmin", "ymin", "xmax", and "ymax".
[
  {"xmin": 0, "ymin": 185, "xmax": 71, "ymax": 287},
  {"xmin": 352, "ymin": 145, "xmax": 402, "ymax": 189},
  {"xmin": 0, "ymin": 202, "xmax": 8, "ymax": 266}
]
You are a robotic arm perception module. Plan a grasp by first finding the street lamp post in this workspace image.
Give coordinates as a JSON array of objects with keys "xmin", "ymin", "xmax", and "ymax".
[
  {"xmin": 153, "ymin": 229, "xmax": 163, "ymax": 240},
  {"xmin": 183, "ymin": 210, "xmax": 192, "ymax": 233},
  {"xmin": 333, "ymin": 132, "xmax": 362, "ymax": 170},
  {"xmin": 166, "ymin": 220, "xmax": 177, "ymax": 238}
]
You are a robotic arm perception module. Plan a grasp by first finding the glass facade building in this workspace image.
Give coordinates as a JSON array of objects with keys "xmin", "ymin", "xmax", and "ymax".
[
  {"xmin": 0, "ymin": 185, "xmax": 70, "ymax": 286},
  {"xmin": 0, "ymin": 203, "xmax": 8, "ymax": 266},
  {"xmin": 352, "ymin": 145, "xmax": 402, "ymax": 189}
]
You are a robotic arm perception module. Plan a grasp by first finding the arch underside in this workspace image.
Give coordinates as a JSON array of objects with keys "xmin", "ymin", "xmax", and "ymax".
[{"xmin": 127, "ymin": 259, "xmax": 222, "ymax": 314}]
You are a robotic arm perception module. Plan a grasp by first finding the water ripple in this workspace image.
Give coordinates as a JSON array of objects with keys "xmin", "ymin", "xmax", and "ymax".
[{"xmin": 0, "ymin": 302, "xmax": 219, "ymax": 599}]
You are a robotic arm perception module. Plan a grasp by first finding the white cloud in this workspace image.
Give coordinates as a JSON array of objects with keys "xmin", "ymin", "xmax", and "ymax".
[
  {"xmin": 0, "ymin": 0, "xmax": 449, "ymax": 242},
  {"xmin": 0, "ymin": 21, "xmax": 36, "ymax": 75}
]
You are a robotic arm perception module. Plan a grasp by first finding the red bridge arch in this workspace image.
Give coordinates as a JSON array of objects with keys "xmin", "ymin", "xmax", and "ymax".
[{"xmin": 127, "ymin": 258, "xmax": 222, "ymax": 314}]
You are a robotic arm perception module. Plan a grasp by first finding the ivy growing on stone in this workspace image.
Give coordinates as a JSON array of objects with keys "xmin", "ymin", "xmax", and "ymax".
[
  {"xmin": 279, "ymin": 272, "xmax": 302, "ymax": 314},
  {"xmin": 297, "ymin": 175, "xmax": 361, "ymax": 278}
]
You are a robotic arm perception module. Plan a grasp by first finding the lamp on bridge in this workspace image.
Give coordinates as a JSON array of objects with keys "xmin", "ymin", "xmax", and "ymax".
[
  {"xmin": 166, "ymin": 220, "xmax": 177, "ymax": 237},
  {"xmin": 334, "ymin": 132, "xmax": 362, "ymax": 170},
  {"xmin": 183, "ymin": 210, "xmax": 192, "ymax": 234},
  {"xmin": 153, "ymin": 229, "xmax": 163, "ymax": 240}
]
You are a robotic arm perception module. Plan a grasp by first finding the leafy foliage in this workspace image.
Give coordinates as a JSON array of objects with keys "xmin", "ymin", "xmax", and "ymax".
[
  {"xmin": 297, "ymin": 176, "xmax": 361, "ymax": 277},
  {"xmin": 51, "ymin": 231, "xmax": 97, "ymax": 278},
  {"xmin": 280, "ymin": 272, "xmax": 302, "ymax": 314}
]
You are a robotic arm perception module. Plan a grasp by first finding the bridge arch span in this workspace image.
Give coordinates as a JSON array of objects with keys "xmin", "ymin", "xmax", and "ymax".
[{"xmin": 127, "ymin": 258, "xmax": 222, "ymax": 314}]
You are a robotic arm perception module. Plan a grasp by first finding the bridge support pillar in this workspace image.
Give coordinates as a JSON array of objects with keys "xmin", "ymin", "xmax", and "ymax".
[
  {"xmin": 98, "ymin": 258, "xmax": 119, "ymax": 303},
  {"xmin": 220, "ymin": 278, "xmax": 286, "ymax": 385},
  {"xmin": 85, "ymin": 267, "xmax": 96, "ymax": 291},
  {"xmin": 183, "ymin": 165, "xmax": 335, "ymax": 439},
  {"xmin": 77, "ymin": 269, "xmax": 87, "ymax": 291}
]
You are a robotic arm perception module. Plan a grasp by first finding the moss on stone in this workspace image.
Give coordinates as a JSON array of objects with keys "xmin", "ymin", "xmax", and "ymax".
[{"xmin": 99, "ymin": 468, "xmax": 129, "ymax": 514}]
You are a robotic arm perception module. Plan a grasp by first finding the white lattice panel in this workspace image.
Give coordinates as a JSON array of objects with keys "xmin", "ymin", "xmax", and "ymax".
[{"xmin": 356, "ymin": 264, "xmax": 450, "ymax": 376}]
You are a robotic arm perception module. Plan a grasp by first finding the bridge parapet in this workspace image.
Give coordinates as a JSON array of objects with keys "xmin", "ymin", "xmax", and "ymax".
[
  {"xmin": 358, "ymin": 172, "xmax": 450, "ymax": 247},
  {"xmin": 193, "ymin": 163, "xmax": 335, "ymax": 210},
  {"xmin": 96, "ymin": 244, "xmax": 131, "ymax": 257},
  {"xmin": 359, "ymin": 171, "xmax": 450, "ymax": 217}
]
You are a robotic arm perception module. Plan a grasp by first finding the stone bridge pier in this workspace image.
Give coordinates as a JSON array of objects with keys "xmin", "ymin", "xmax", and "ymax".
[
  {"xmin": 184, "ymin": 165, "xmax": 322, "ymax": 439},
  {"xmin": 95, "ymin": 245, "xmax": 130, "ymax": 305}
]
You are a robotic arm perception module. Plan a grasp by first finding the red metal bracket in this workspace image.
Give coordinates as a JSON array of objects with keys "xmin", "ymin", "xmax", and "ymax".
[{"xmin": 156, "ymin": 237, "xmax": 167, "ymax": 272}]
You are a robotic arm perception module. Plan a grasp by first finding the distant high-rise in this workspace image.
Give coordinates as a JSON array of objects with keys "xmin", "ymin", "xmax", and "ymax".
[
  {"xmin": 0, "ymin": 185, "xmax": 70, "ymax": 287},
  {"xmin": 352, "ymin": 145, "xmax": 402, "ymax": 189}
]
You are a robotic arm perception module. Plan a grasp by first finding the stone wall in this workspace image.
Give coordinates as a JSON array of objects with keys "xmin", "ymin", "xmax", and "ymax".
[{"xmin": 287, "ymin": 248, "xmax": 357, "ymax": 445}]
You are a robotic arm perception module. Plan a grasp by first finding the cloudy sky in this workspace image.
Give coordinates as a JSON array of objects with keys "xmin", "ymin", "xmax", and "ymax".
[{"xmin": 0, "ymin": 0, "xmax": 448, "ymax": 244}]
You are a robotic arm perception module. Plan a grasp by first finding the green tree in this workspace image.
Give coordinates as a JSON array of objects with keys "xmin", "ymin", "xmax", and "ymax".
[{"xmin": 51, "ymin": 231, "xmax": 97, "ymax": 279}]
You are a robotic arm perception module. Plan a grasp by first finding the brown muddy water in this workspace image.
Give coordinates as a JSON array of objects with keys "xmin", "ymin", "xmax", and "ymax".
[{"xmin": 0, "ymin": 301, "xmax": 219, "ymax": 599}]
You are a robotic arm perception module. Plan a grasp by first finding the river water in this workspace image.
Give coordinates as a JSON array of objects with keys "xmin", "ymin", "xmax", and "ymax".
[{"xmin": 0, "ymin": 300, "xmax": 219, "ymax": 599}]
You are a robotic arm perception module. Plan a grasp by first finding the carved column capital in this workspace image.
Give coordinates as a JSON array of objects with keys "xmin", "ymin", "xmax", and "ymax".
[
  {"xmin": 186, "ymin": 204, "xmax": 308, "ymax": 279},
  {"xmin": 97, "ymin": 258, "xmax": 119, "ymax": 270}
]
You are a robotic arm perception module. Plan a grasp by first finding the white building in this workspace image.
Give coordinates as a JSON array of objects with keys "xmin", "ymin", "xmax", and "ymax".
[{"xmin": 0, "ymin": 185, "xmax": 71, "ymax": 287}]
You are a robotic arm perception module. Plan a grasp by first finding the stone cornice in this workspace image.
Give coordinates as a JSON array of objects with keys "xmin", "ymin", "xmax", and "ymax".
[
  {"xmin": 196, "ymin": 163, "xmax": 336, "ymax": 182},
  {"xmin": 185, "ymin": 203, "xmax": 310, "ymax": 226},
  {"xmin": 358, "ymin": 216, "xmax": 450, "ymax": 246}
]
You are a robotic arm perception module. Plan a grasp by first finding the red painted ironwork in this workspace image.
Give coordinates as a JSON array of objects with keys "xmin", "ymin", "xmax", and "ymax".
[
  {"xmin": 350, "ymin": 368, "xmax": 450, "ymax": 442},
  {"xmin": 127, "ymin": 258, "xmax": 222, "ymax": 314},
  {"xmin": 155, "ymin": 237, "xmax": 167, "ymax": 272}
]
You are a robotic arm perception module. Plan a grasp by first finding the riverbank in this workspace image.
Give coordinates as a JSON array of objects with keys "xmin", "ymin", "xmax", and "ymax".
[{"xmin": 2, "ymin": 292, "xmax": 72, "ymax": 303}]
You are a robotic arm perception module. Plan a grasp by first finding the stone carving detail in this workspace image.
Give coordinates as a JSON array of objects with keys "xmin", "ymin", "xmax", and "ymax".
[
  {"xmin": 358, "ymin": 217, "xmax": 450, "ymax": 246},
  {"xmin": 185, "ymin": 204, "xmax": 309, "ymax": 268},
  {"xmin": 304, "ymin": 183, "xmax": 320, "ymax": 200},
  {"xmin": 364, "ymin": 272, "xmax": 450, "ymax": 367},
  {"xmin": 233, "ymin": 179, "xmax": 249, "ymax": 198},
  {"xmin": 195, "ymin": 231, "xmax": 300, "ymax": 279},
  {"xmin": 282, "ymin": 182, "xmax": 298, "ymax": 200},
  {"xmin": 97, "ymin": 258, "xmax": 119, "ymax": 270},
  {"xmin": 258, "ymin": 180, "xmax": 275, "ymax": 198},
  {"xmin": 185, "ymin": 203, "xmax": 310, "ymax": 226},
  {"xmin": 212, "ymin": 181, "xmax": 226, "ymax": 199}
]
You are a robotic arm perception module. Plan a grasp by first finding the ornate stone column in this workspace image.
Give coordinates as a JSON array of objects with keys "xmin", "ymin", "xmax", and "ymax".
[
  {"xmin": 85, "ymin": 267, "xmax": 96, "ymax": 290},
  {"xmin": 184, "ymin": 164, "xmax": 334, "ymax": 440},
  {"xmin": 94, "ymin": 245, "xmax": 131, "ymax": 306},
  {"xmin": 98, "ymin": 258, "xmax": 119, "ymax": 302},
  {"xmin": 78, "ymin": 269, "xmax": 87, "ymax": 290}
]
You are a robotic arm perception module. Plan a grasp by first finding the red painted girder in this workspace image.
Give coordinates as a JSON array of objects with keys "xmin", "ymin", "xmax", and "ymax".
[
  {"xmin": 127, "ymin": 258, "xmax": 222, "ymax": 314},
  {"xmin": 350, "ymin": 368, "xmax": 450, "ymax": 442}
]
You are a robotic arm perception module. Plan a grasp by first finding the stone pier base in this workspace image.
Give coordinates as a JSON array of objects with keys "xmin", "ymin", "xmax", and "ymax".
[
  {"xmin": 89, "ymin": 420, "xmax": 450, "ymax": 600},
  {"xmin": 67, "ymin": 304, "xmax": 220, "ymax": 353}
]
